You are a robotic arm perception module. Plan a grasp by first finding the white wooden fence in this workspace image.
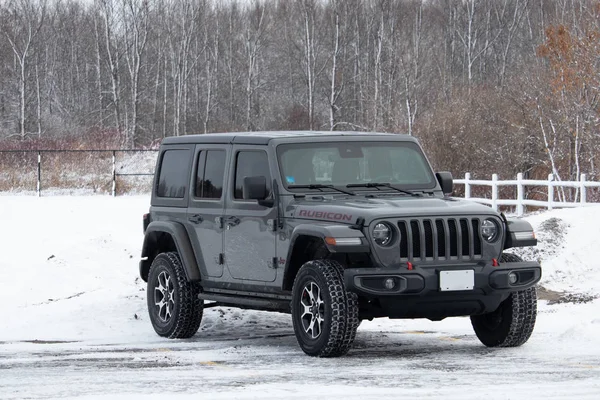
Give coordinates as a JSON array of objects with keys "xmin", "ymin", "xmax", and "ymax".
[{"xmin": 454, "ymin": 173, "xmax": 600, "ymax": 216}]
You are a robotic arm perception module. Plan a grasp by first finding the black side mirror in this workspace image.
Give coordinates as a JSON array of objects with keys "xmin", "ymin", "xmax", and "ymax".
[
  {"xmin": 436, "ymin": 171, "xmax": 453, "ymax": 195},
  {"xmin": 243, "ymin": 176, "xmax": 268, "ymax": 201}
]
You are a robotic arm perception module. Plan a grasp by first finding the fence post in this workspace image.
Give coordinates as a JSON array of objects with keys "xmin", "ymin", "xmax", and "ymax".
[
  {"xmin": 464, "ymin": 172, "xmax": 471, "ymax": 199},
  {"xmin": 491, "ymin": 174, "xmax": 498, "ymax": 211},
  {"xmin": 112, "ymin": 150, "xmax": 116, "ymax": 197},
  {"xmin": 516, "ymin": 173, "xmax": 524, "ymax": 216},
  {"xmin": 580, "ymin": 174, "xmax": 587, "ymax": 204},
  {"xmin": 37, "ymin": 151, "xmax": 41, "ymax": 197},
  {"xmin": 547, "ymin": 174, "xmax": 554, "ymax": 211}
]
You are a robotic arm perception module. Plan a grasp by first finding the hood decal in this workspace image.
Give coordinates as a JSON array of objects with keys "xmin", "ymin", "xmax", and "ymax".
[{"xmin": 298, "ymin": 209, "xmax": 353, "ymax": 222}]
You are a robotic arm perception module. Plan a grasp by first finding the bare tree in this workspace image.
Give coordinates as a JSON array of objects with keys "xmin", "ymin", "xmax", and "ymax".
[
  {"xmin": 244, "ymin": 1, "xmax": 268, "ymax": 131},
  {"xmin": 1, "ymin": 0, "xmax": 47, "ymax": 138},
  {"xmin": 97, "ymin": 0, "xmax": 123, "ymax": 136},
  {"xmin": 122, "ymin": 0, "xmax": 150, "ymax": 147}
]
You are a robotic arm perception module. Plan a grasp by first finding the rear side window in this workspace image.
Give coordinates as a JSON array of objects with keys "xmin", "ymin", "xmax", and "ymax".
[
  {"xmin": 234, "ymin": 151, "xmax": 271, "ymax": 199},
  {"xmin": 195, "ymin": 150, "xmax": 226, "ymax": 199},
  {"xmin": 157, "ymin": 149, "xmax": 190, "ymax": 198}
]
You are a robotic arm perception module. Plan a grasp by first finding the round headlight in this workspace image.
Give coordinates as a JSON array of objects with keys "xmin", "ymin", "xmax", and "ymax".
[
  {"xmin": 481, "ymin": 219, "xmax": 499, "ymax": 242},
  {"xmin": 373, "ymin": 222, "xmax": 393, "ymax": 246}
]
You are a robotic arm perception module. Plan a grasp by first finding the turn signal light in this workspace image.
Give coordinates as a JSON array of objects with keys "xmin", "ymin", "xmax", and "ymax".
[
  {"xmin": 325, "ymin": 237, "xmax": 337, "ymax": 245},
  {"xmin": 324, "ymin": 237, "xmax": 362, "ymax": 246},
  {"xmin": 492, "ymin": 258, "xmax": 499, "ymax": 267}
]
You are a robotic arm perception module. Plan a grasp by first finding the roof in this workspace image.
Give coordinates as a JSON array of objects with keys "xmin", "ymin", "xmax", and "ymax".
[{"xmin": 161, "ymin": 131, "xmax": 415, "ymax": 146}]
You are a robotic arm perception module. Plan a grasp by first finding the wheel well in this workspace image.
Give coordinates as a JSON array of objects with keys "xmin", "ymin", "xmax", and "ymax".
[
  {"xmin": 283, "ymin": 235, "xmax": 372, "ymax": 291},
  {"xmin": 141, "ymin": 231, "xmax": 177, "ymax": 281},
  {"xmin": 282, "ymin": 235, "xmax": 324, "ymax": 291}
]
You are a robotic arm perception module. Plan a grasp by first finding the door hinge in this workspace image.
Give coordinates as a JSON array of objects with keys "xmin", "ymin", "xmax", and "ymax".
[
  {"xmin": 271, "ymin": 257, "xmax": 278, "ymax": 269},
  {"xmin": 267, "ymin": 219, "xmax": 277, "ymax": 232},
  {"xmin": 218, "ymin": 253, "xmax": 225, "ymax": 265}
]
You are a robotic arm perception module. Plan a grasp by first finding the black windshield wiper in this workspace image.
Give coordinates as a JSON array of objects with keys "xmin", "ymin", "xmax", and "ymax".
[
  {"xmin": 288, "ymin": 184, "xmax": 356, "ymax": 196},
  {"xmin": 346, "ymin": 182, "xmax": 421, "ymax": 197}
]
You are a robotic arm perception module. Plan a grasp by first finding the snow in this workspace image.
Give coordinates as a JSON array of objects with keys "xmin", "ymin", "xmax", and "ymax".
[
  {"xmin": 1, "ymin": 196, "xmax": 600, "ymax": 399},
  {"xmin": 512, "ymin": 207, "xmax": 600, "ymax": 294}
]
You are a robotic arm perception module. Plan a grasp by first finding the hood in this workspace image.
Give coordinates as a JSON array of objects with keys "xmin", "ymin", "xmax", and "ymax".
[{"xmin": 288, "ymin": 195, "xmax": 498, "ymax": 225}]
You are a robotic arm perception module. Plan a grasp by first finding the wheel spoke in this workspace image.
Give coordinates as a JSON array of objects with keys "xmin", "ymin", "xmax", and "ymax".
[
  {"xmin": 313, "ymin": 284, "xmax": 321, "ymax": 305},
  {"xmin": 156, "ymin": 300, "xmax": 166, "ymax": 320},
  {"xmin": 306, "ymin": 284, "xmax": 316, "ymax": 304},
  {"xmin": 165, "ymin": 301, "xmax": 171, "ymax": 320},
  {"xmin": 157, "ymin": 272, "xmax": 167, "ymax": 292},
  {"xmin": 313, "ymin": 316, "xmax": 322, "ymax": 338},
  {"xmin": 307, "ymin": 317, "xmax": 316, "ymax": 338}
]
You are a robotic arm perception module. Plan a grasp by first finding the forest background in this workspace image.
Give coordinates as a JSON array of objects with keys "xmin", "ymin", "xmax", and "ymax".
[{"xmin": 1, "ymin": 0, "xmax": 599, "ymax": 187}]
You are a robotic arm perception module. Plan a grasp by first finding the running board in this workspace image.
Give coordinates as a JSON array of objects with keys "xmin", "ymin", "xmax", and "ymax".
[{"xmin": 198, "ymin": 292, "xmax": 290, "ymax": 312}]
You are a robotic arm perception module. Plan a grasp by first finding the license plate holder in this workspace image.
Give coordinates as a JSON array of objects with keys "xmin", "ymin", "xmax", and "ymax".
[{"xmin": 439, "ymin": 270, "xmax": 474, "ymax": 291}]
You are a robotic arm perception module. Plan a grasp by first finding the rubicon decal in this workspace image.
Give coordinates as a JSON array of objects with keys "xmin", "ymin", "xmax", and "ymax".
[{"xmin": 298, "ymin": 209, "xmax": 353, "ymax": 222}]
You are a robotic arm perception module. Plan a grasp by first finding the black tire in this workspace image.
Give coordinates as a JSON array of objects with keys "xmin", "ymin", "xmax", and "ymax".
[
  {"xmin": 291, "ymin": 259, "xmax": 359, "ymax": 357},
  {"xmin": 470, "ymin": 253, "xmax": 537, "ymax": 347},
  {"xmin": 147, "ymin": 252, "xmax": 203, "ymax": 339}
]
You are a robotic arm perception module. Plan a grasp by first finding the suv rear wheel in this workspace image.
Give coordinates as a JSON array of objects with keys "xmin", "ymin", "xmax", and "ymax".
[
  {"xmin": 470, "ymin": 253, "xmax": 537, "ymax": 347},
  {"xmin": 147, "ymin": 252, "xmax": 203, "ymax": 338},
  {"xmin": 291, "ymin": 259, "xmax": 359, "ymax": 357}
]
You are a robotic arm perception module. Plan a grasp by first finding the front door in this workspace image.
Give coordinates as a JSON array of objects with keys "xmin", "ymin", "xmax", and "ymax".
[
  {"xmin": 186, "ymin": 145, "xmax": 228, "ymax": 278},
  {"xmin": 224, "ymin": 146, "xmax": 277, "ymax": 282}
]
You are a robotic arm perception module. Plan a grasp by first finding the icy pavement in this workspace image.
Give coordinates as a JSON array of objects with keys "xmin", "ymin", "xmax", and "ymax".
[{"xmin": 1, "ymin": 196, "xmax": 600, "ymax": 399}]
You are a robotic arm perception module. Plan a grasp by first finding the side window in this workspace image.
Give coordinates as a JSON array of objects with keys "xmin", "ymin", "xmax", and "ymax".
[
  {"xmin": 234, "ymin": 151, "xmax": 271, "ymax": 199},
  {"xmin": 157, "ymin": 149, "xmax": 190, "ymax": 198},
  {"xmin": 195, "ymin": 150, "xmax": 226, "ymax": 199}
]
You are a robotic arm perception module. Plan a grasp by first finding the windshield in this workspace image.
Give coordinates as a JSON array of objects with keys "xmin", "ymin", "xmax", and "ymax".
[{"xmin": 277, "ymin": 141, "xmax": 436, "ymax": 191}]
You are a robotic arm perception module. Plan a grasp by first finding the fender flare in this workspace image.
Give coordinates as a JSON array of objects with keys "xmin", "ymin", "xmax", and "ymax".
[
  {"xmin": 503, "ymin": 217, "xmax": 537, "ymax": 249},
  {"xmin": 140, "ymin": 221, "xmax": 202, "ymax": 282},
  {"xmin": 282, "ymin": 223, "xmax": 369, "ymax": 286}
]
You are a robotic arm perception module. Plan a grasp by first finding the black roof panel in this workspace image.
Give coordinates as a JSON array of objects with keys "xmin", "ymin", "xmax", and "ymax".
[{"xmin": 161, "ymin": 131, "xmax": 411, "ymax": 146}]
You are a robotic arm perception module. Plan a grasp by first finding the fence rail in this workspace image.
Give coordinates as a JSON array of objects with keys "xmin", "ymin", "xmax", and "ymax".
[
  {"xmin": 455, "ymin": 173, "xmax": 600, "ymax": 216},
  {"xmin": 0, "ymin": 149, "xmax": 158, "ymax": 196}
]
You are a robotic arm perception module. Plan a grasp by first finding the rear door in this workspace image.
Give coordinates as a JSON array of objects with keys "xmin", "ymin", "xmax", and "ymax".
[
  {"xmin": 224, "ymin": 145, "xmax": 277, "ymax": 282},
  {"xmin": 186, "ymin": 145, "xmax": 229, "ymax": 278}
]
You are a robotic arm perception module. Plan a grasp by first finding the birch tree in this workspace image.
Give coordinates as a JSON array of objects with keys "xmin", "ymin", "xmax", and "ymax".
[
  {"xmin": 122, "ymin": 0, "xmax": 150, "ymax": 147},
  {"xmin": 1, "ymin": 0, "xmax": 47, "ymax": 138}
]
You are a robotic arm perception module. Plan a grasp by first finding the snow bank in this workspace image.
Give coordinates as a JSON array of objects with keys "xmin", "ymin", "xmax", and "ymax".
[{"xmin": 512, "ymin": 205, "xmax": 600, "ymax": 295}]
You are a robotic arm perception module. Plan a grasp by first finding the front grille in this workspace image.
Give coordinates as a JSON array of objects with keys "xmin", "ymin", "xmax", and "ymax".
[{"xmin": 397, "ymin": 217, "xmax": 485, "ymax": 261}]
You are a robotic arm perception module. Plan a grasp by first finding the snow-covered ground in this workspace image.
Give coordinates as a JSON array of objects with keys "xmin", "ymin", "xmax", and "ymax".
[{"xmin": 1, "ymin": 196, "xmax": 600, "ymax": 399}]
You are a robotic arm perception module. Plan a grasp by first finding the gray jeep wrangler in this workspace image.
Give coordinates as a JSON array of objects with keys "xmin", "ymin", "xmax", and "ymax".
[{"xmin": 140, "ymin": 131, "xmax": 541, "ymax": 357}]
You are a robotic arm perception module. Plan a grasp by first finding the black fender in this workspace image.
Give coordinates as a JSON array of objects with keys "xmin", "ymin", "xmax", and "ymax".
[
  {"xmin": 281, "ymin": 223, "xmax": 369, "ymax": 290},
  {"xmin": 503, "ymin": 217, "xmax": 537, "ymax": 249},
  {"xmin": 139, "ymin": 221, "xmax": 202, "ymax": 282}
]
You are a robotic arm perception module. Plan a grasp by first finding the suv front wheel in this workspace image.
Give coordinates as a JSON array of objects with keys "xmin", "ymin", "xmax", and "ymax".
[
  {"xmin": 291, "ymin": 259, "xmax": 359, "ymax": 357},
  {"xmin": 147, "ymin": 252, "xmax": 204, "ymax": 339},
  {"xmin": 470, "ymin": 253, "xmax": 537, "ymax": 347}
]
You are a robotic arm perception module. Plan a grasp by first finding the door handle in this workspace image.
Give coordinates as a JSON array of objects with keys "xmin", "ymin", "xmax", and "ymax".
[
  {"xmin": 226, "ymin": 216, "xmax": 241, "ymax": 228},
  {"xmin": 188, "ymin": 214, "xmax": 203, "ymax": 224}
]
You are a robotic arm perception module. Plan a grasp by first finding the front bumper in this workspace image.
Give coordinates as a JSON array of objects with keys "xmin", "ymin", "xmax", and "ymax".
[
  {"xmin": 344, "ymin": 261, "xmax": 541, "ymax": 297},
  {"xmin": 343, "ymin": 261, "xmax": 541, "ymax": 319}
]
